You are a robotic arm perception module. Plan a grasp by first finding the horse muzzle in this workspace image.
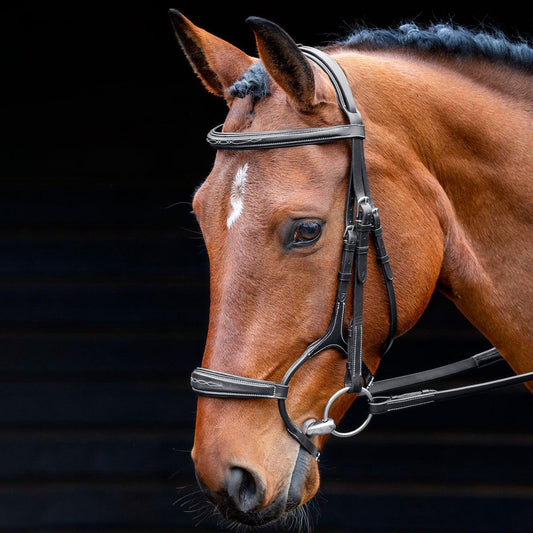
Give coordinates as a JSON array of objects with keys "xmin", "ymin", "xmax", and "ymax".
[{"xmin": 193, "ymin": 446, "xmax": 317, "ymax": 526}]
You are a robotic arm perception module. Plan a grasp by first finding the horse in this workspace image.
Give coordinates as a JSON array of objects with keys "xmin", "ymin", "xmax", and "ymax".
[{"xmin": 169, "ymin": 10, "xmax": 533, "ymax": 528}]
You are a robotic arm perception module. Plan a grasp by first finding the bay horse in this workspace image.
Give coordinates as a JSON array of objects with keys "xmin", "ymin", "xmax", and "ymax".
[{"xmin": 169, "ymin": 10, "xmax": 533, "ymax": 528}]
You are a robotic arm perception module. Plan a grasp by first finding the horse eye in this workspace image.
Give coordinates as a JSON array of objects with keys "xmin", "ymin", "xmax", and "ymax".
[{"xmin": 292, "ymin": 220, "xmax": 322, "ymax": 246}]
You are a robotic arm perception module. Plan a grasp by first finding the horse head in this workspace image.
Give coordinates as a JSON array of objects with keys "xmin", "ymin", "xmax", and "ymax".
[{"xmin": 170, "ymin": 11, "xmax": 448, "ymax": 527}]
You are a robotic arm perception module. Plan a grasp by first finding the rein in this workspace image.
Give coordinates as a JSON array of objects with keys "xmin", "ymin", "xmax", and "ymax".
[{"xmin": 190, "ymin": 46, "xmax": 533, "ymax": 461}]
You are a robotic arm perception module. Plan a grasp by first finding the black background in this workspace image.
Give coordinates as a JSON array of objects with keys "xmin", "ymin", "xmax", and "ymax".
[{"xmin": 2, "ymin": 2, "xmax": 532, "ymax": 532}]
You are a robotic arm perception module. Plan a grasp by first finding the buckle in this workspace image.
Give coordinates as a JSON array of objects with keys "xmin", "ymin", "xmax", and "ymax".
[
  {"xmin": 343, "ymin": 224, "xmax": 356, "ymax": 243},
  {"xmin": 356, "ymin": 196, "xmax": 371, "ymax": 214},
  {"xmin": 356, "ymin": 197, "xmax": 373, "ymax": 228}
]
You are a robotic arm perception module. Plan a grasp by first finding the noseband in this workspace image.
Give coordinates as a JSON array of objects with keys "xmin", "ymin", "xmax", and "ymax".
[{"xmin": 190, "ymin": 46, "xmax": 533, "ymax": 461}]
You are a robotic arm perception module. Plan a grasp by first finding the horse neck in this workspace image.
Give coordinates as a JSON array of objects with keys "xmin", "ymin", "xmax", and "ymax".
[{"xmin": 342, "ymin": 50, "xmax": 533, "ymax": 370}]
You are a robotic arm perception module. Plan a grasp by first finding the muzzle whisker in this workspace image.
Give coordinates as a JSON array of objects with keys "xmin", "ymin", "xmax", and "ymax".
[{"xmin": 173, "ymin": 485, "xmax": 220, "ymax": 527}]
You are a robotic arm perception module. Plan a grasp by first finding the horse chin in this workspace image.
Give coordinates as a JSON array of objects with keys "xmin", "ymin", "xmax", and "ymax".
[{"xmin": 216, "ymin": 496, "xmax": 287, "ymax": 527}]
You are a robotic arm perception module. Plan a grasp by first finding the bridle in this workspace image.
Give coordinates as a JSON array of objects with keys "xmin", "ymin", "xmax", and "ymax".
[{"xmin": 190, "ymin": 46, "xmax": 533, "ymax": 461}]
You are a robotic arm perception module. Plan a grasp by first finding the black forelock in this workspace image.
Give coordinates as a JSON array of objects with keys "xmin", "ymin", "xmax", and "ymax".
[{"xmin": 229, "ymin": 62, "xmax": 270, "ymax": 100}]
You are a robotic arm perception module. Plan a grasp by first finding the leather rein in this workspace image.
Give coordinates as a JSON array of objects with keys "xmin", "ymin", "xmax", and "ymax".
[{"xmin": 190, "ymin": 46, "xmax": 533, "ymax": 461}]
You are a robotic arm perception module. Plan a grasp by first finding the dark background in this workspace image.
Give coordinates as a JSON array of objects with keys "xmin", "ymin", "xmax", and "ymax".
[{"xmin": 2, "ymin": 2, "xmax": 532, "ymax": 532}]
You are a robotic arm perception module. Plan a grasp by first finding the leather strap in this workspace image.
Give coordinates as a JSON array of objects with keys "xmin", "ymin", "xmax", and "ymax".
[
  {"xmin": 371, "ymin": 209, "xmax": 396, "ymax": 356},
  {"xmin": 369, "ymin": 347, "xmax": 502, "ymax": 395},
  {"xmin": 207, "ymin": 123, "xmax": 365, "ymax": 150},
  {"xmin": 191, "ymin": 368, "xmax": 289, "ymax": 399},
  {"xmin": 345, "ymin": 201, "xmax": 373, "ymax": 393},
  {"xmin": 369, "ymin": 369, "xmax": 533, "ymax": 415}
]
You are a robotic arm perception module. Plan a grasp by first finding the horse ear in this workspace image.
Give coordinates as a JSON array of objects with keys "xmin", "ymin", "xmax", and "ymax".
[
  {"xmin": 246, "ymin": 17, "xmax": 319, "ymax": 112},
  {"xmin": 169, "ymin": 10, "xmax": 254, "ymax": 99}
]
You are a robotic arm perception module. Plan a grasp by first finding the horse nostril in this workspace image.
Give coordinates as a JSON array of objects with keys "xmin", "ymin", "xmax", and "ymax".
[{"xmin": 225, "ymin": 466, "xmax": 265, "ymax": 513}]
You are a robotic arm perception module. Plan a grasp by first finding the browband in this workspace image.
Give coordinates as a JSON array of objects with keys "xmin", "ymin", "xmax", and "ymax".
[{"xmin": 206, "ymin": 123, "xmax": 365, "ymax": 150}]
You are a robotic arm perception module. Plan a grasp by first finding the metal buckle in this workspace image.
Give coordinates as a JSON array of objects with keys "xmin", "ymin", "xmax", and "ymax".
[
  {"xmin": 356, "ymin": 197, "xmax": 374, "ymax": 228},
  {"xmin": 356, "ymin": 196, "xmax": 370, "ymax": 214},
  {"xmin": 342, "ymin": 224, "xmax": 355, "ymax": 239}
]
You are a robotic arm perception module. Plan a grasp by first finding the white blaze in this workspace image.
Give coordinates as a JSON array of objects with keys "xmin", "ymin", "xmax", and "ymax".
[{"xmin": 226, "ymin": 163, "xmax": 249, "ymax": 229}]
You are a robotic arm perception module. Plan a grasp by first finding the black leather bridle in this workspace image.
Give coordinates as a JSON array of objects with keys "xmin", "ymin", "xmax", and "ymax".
[{"xmin": 190, "ymin": 46, "xmax": 533, "ymax": 461}]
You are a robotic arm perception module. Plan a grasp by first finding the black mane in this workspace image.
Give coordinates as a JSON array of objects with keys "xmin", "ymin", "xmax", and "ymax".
[{"xmin": 337, "ymin": 22, "xmax": 533, "ymax": 71}]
